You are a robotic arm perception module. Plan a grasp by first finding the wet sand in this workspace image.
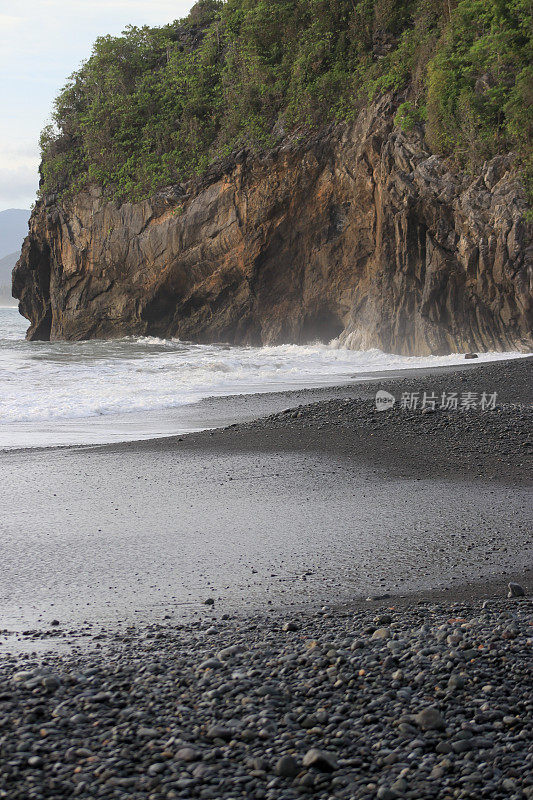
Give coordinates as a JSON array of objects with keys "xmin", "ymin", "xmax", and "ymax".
[
  {"xmin": 1, "ymin": 357, "xmax": 531, "ymax": 645},
  {"xmin": 1, "ymin": 357, "xmax": 523, "ymax": 451}
]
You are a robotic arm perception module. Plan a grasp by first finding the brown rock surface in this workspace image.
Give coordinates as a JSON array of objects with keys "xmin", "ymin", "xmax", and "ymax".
[{"xmin": 12, "ymin": 97, "xmax": 533, "ymax": 354}]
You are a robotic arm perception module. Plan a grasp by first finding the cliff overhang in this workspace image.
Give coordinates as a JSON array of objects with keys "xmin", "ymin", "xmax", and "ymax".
[{"xmin": 13, "ymin": 98, "xmax": 533, "ymax": 356}]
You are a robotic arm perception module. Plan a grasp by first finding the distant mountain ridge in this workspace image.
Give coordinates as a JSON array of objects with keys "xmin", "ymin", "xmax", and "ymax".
[
  {"xmin": 0, "ymin": 209, "xmax": 30, "ymax": 260},
  {"xmin": 0, "ymin": 209, "xmax": 30, "ymax": 305},
  {"xmin": 0, "ymin": 251, "xmax": 19, "ymax": 281},
  {"xmin": 0, "ymin": 251, "xmax": 18, "ymax": 304}
]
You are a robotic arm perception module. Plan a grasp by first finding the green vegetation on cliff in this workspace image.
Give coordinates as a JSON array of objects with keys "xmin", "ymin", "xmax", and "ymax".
[{"xmin": 40, "ymin": 0, "xmax": 532, "ymax": 203}]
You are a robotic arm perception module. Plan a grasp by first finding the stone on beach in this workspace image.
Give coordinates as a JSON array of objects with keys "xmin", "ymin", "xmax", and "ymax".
[
  {"xmin": 275, "ymin": 754, "xmax": 299, "ymax": 777},
  {"xmin": 447, "ymin": 673, "xmax": 465, "ymax": 691},
  {"xmin": 302, "ymin": 748, "xmax": 338, "ymax": 772},
  {"xmin": 414, "ymin": 706, "xmax": 446, "ymax": 731},
  {"xmin": 282, "ymin": 621, "xmax": 299, "ymax": 632},
  {"xmin": 1, "ymin": 597, "xmax": 531, "ymax": 800},
  {"xmin": 371, "ymin": 626, "xmax": 390, "ymax": 640},
  {"xmin": 206, "ymin": 724, "xmax": 234, "ymax": 741},
  {"xmin": 217, "ymin": 645, "xmax": 241, "ymax": 661},
  {"xmin": 175, "ymin": 747, "xmax": 200, "ymax": 762}
]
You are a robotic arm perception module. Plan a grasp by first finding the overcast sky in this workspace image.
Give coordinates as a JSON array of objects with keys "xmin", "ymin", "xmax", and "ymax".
[{"xmin": 0, "ymin": 0, "xmax": 195, "ymax": 212}]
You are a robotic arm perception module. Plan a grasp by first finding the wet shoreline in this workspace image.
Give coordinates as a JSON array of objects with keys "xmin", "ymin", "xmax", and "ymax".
[{"xmin": 1, "ymin": 357, "xmax": 530, "ymax": 641}]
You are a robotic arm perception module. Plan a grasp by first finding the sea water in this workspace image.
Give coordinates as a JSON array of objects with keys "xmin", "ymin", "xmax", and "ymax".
[{"xmin": 0, "ymin": 306, "xmax": 524, "ymax": 449}]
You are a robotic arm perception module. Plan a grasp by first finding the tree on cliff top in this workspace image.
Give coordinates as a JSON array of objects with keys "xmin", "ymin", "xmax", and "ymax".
[{"xmin": 39, "ymin": 0, "xmax": 532, "ymax": 204}]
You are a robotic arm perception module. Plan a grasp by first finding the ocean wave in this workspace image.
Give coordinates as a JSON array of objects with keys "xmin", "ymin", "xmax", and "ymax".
[{"xmin": 0, "ymin": 308, "xmax": 526, "ymax": 424}]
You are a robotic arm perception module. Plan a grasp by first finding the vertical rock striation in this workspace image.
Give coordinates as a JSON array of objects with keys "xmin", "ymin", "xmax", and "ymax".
[{"xmin": 13, "ymin": 98, "xmax": 532, "ymax": 354}]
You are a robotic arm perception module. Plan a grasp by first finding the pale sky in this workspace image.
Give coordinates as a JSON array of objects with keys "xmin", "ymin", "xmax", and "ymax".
[{"xmin": 0, "ymin": 0, "xmax": 195, "ymax": 211}]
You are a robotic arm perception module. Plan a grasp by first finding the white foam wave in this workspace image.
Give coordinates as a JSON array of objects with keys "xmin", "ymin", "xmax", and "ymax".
[{"xmin": 0, "ymin": 308, "xmax": 526, "ymax": 424}]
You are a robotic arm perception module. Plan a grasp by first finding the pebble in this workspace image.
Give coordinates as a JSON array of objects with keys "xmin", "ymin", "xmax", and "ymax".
[
  {"xmin": 282, "ymin": 621, "xmax": 299, "ymax": 632},
  {"xmin": 414, "ymin": 706, "xmax": 446, "ymax": 731},
  {"xmin": 207, "ymin": 724, "xmax": 234, "ymax": 741},
  {"xmin": 302, "ymin": 748, "xmax": 338, "ymax": 772},
  {"xmin": 175, "ymin": 747, "xmax": 199, "ymax": 762},
  {"xmin": 275, "ymin": 754, "xmax": 299, "ymax": 777},
  {"xmin": 447, "ymin": 673, "xmax": 465, "ymax": 691},
  {"xmin": 0, "ymin": 597, "xmax": 530, "ymax": 800},
  {"xmin": 377, "ymin": 787, "xmax": 398, "ymax": 800},
  {"xmin": 371, "ymin": 627, "xmax": 390, "ymax": 640}
]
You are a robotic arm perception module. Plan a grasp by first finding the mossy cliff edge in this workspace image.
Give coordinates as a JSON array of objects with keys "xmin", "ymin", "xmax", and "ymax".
[{"xmin": 13, "ymin": 1, "xmax": 532, "ymax": 352}]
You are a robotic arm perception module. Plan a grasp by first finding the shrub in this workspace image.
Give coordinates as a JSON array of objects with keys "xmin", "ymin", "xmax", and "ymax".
[{"xmin": 39, "ymin": 0, "xmax": 532, "ymax": 204}]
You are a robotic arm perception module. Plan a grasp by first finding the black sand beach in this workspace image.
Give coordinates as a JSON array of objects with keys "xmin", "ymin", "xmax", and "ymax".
[
  {"xmin": 0, "ymin": 356, "xmax": 532, "ymax": 799},
  {"xmin": 1, "ymin": 357, "xmax": 531, "ymax": 637},
  {"xmin": 1, "ymin": 601, "xmax": 532, "ymax": 800}
]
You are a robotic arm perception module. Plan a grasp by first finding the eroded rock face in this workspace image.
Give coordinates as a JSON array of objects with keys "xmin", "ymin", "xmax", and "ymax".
[{"xmin": 13, "ymin": 97, "xmax": 533, "ymax": 354}]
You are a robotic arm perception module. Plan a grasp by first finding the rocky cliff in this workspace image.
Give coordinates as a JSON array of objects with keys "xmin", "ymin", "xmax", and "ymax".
[{"xmin": 13, "ymin": 97, "xmax": 532, "ymax": 354}]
